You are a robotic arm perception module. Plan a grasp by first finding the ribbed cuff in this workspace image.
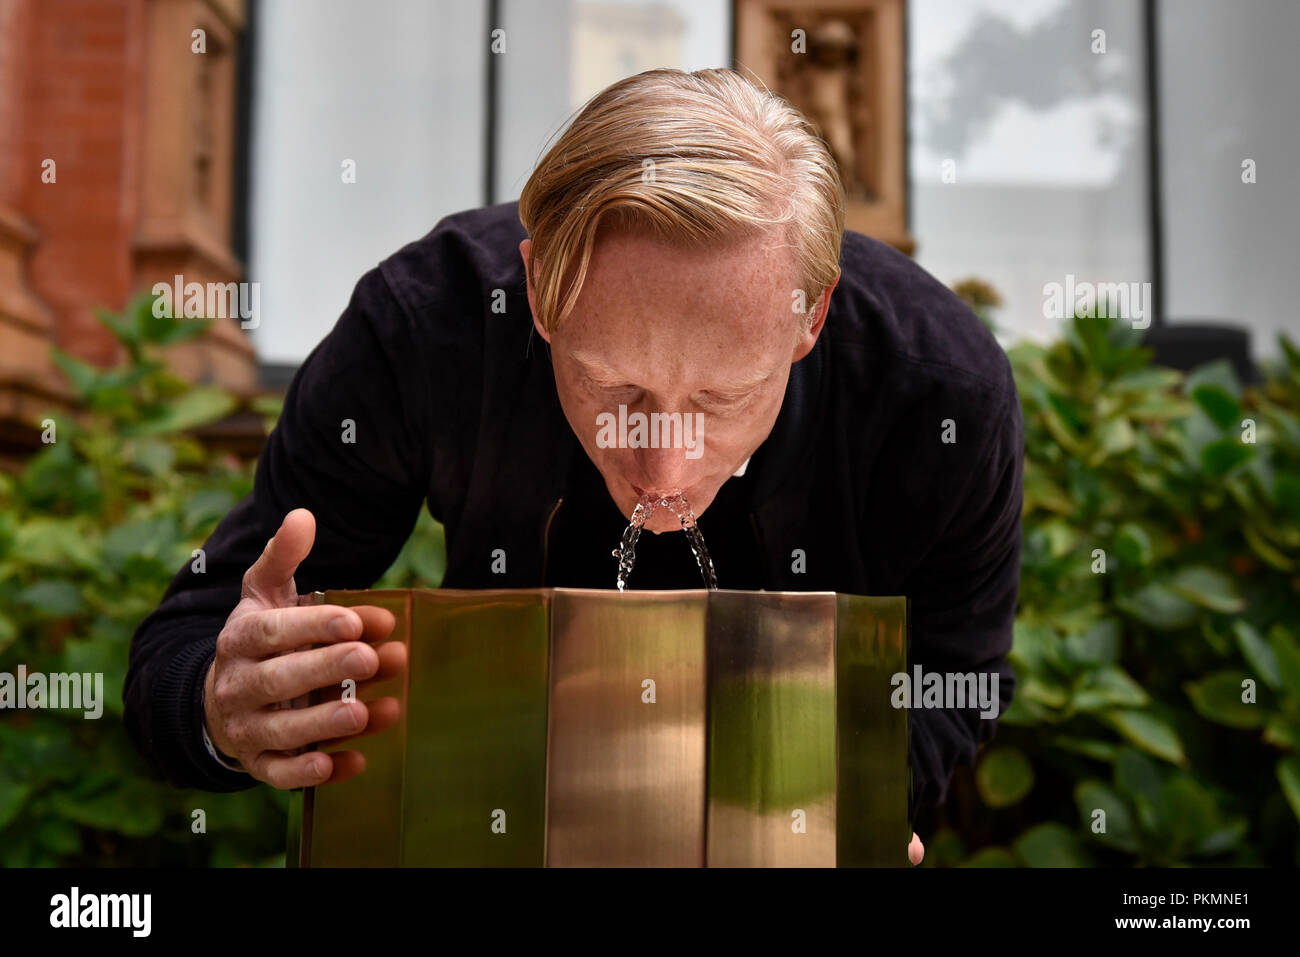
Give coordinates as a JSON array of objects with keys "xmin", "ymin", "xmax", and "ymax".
[
  {"xmin": 151, "ymin": 636, "xmax": 259, "ymax": 792},
  {"xmin": 200, "ymin": 675, "xmax": 249, "ymax": 774}
]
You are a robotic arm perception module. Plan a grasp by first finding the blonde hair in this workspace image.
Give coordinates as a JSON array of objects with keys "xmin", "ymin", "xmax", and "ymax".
[{"xmin": 518, "ymin": 68, "xmax": 846, "ymax": 334}]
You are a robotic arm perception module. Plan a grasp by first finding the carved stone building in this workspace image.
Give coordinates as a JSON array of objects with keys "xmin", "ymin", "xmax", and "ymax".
[{"xmin": 0, "ymin": 0, "xmax": 257, "ymax": 464}]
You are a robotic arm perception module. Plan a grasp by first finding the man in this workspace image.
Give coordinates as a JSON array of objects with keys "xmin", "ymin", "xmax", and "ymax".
[{"xmin": 125, "ymin": 68, "xmax": 1023, "ymax": 867}]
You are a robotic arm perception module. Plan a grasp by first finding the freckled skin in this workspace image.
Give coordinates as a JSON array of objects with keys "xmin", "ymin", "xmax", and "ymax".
[{"xmin": 521, "ymin": 224, "xmax": 839, "ymax": 534}]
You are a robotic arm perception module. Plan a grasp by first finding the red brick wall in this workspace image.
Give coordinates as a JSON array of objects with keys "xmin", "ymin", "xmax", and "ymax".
[{"xmin": 19, "ymin": 0, "xmax": 142, "ymax": 366}]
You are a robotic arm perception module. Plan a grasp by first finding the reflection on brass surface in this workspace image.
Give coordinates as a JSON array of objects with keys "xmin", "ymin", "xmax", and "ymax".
[
  {"xmin": 706, "ymin": 592, "xmax": 837, "ymax": 867},
  {"xmin": 306, "ymin": 589, "xmax": 410, "ymax": 867},
  {"xmin": 295, "ymin": 588, "xmax": 907, "ymax": 867},
  {"xmin": 836, "ymin": 594, "xmax": 909, "ymax": 866},
  {"xmin": 402, "ymin": 591, "xmax": 549, "ymax": 866},
  {"xmin": 547, "ymin": 589, "xmax": 707, "ymax": 867}
]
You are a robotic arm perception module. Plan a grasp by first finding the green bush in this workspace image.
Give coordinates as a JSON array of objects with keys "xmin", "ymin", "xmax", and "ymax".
[
  {"xmin": 920, "ymin": 312, "xmax": 1300, "ymax": 867},
  {"xmin": 0, "ymin": 296, "xmax": 290, "ymax": 865},
  {"xmin": 3, "ymin": 294, "xmax": 1297, "ymax": 866}
]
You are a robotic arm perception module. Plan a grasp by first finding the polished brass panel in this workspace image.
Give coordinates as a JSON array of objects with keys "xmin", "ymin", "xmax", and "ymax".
[
  {"xmin": 705, "ymin": 591, "xmax": 838, "ymax": 867},
  {"xmin": 294, "ymin": 588, "xmax": 909, "ymax": 867},
  {"xmin": 835, "ymin": 594, "xmax": 910, "ymax": 866},
  {"xmin": 306, "ymin": 589, "xmax": 410, "ymax": 867},
  {"xmin": 400, "ymin": 590, "xmax": 549, "ymax": 866},
  {"xmin": 546, "ymin": 589, "xmax": 708, "ymax": 867}
]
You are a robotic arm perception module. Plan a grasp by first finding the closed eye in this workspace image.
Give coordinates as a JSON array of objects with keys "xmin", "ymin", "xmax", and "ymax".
[{"xmin": 696, "ymin": 390, "xmax": 755, "ymax": 412}]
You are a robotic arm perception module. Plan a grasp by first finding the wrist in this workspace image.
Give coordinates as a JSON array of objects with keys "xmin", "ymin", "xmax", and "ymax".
[{"xmin": 201, "ymin": 661, "xmax": 247, "ymax": 774}]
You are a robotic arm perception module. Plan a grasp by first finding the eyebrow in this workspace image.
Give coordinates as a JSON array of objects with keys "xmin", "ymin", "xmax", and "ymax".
[{"xmin": 569, "ymin": 350, "xmax": 776, "ymax": 392}]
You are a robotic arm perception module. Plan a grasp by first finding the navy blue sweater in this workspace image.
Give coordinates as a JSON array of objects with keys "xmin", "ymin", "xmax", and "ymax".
[{"xmin": 124, "ymin": 201, "xmax": 1024, "ymax": 810}]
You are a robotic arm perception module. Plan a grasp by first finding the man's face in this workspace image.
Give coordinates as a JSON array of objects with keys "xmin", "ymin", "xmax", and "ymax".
[{"xmin": 521, "ymin": 225, "xmax": 835, "ymax": 534}]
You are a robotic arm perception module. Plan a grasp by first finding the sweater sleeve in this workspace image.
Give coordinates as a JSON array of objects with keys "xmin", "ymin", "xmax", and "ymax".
[
  {"xmin": 124, "ymin": 266, "xmax": 433, "ymax": 791},
  {"xmin": 897, "ymin": 382, "xmax": 1025, "ymax": 814}
]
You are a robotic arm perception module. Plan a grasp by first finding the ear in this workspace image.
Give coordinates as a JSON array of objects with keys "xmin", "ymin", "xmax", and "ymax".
[
  {"xmin": 792, "ymin": 269, "xmax": 840, "ymax": 362},
  {"xmin": 520, "ymin": 238, "xmax": 551, "ymax": 344}
]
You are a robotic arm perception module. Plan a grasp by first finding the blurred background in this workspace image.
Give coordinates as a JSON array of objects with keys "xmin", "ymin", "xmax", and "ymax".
[{"xmin": 0, "ymin": 0, "xmax": 1297, "ymax": 867}]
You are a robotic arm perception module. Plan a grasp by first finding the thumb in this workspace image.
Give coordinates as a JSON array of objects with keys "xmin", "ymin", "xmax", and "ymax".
[{"xmin": 242, "ymin": 508, "xmax": 316, "ymax": 603}]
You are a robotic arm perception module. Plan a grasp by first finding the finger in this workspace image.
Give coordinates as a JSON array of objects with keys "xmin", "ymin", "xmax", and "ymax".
[
  {"xmin": 315, "ymin": 696, "xmax": 401, "ymax": 749},
  {"xmin": 246, "ymin": 747, "xmax": 338, "ymax": 790},
  {"xmin": 248, "ymin": 748, "xmax": 366, "ymax": 789},
  {"xmin": 318, "ymin": 750, "xmax": 366, "ymax": 786},
  {"xmin": 351, "ymin": 605, "xmax": 398, "ymax": 642},
  {"xmin": 908, "ymin": 832, "xmax": 924, "ymax": 866},
  {"xmin": 241, "ymin": 508, "xmax": 316, "ymax": 603},
  {"xmin": 242, "ymin": 698, "xmax": 372, "ymax": 753},
  {"xmin": 355, "ymin": 640, "xmax": 407, "ymax": 692},
  {"xmin": 225, "ymin": 604, "xmax": 365, "ymax": 658},
  {"xmin": 227, "ymin": 638, "xmax": 380, "ymax": 709}
]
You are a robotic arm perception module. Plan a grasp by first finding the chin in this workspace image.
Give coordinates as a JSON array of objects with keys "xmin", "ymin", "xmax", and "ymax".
[{"xmin": 641, "ymin": 510, "xmax": 683, "ymax": 535}]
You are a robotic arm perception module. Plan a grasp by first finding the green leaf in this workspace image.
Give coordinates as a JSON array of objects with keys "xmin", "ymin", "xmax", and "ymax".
[
  {"xmin": 1269, "ymin": 626, "xmax": 1300, "ymax": 699},
  {"xmin": 1061, "ymin": 619, "xmax": 1120, "ymax": 668},
  {"xmin": 1242, "ymin": 524, "xmax": 1295, "ymax": 571},
  {"xmin": 17, "ymin": 580, "xmax": 83, "ymax": 617},
  {"xmin": 1197, "ymin": 820, "xmax": 1248, "ymax": 856},
  {"xmin": 1103, "ymin": 710, "xmax": 1186, "ymax": 765},
  {"xmin": 1279, "ymin": 757, "xmax": 1300, "ymax": 824},
  {"xmin": 1167, "ymin": 566, "xmax": 1245, "ymax": 614},
  {"xmin": 129, "ymin": 386, "xmax": 236, "ymax": 436},
  {"xmin": 1200, "ymin": 438, "xmax": 1254, "ymax": 476},
  {"xmin": 0, "ymin": 613, "xmax": 17, "ymax": 654},
  {"xmin": 1009, "ymin": 621, "xmax": 1064, "ymax": 676},
  {"xmin": 1076, "ymin": 780, "xmax": 1138, "ymax": 852},
  {"xmin": 0, "ymin": 769, "xmax": 32, "ymax": 829},
  {"xmin": 1114, "ymin": 524, "xmax": 1153, "ymax": 568},
  {"xmin": 128, "ymin": 438, "xmax": 176, "ymax": 477},
  {"xmin": 1161, "ymin": 776, "xmax": 1220, "ymax": 854},
  {"xmin": 1073, "ymin": 666, "xmax": 1149, "ymax": 711},
  {"xmin": 1014, "ymin": 823, "xmax": 1090, "ymax": 867},
  {"xmin": 1111, "ymin": 367, "xmax": 1183, "ymax": 392},
  {"xmin": 976, "ymin": 748, "xmax": 1035, "ymax": 807},
  {"xmin": 50, "ymin": 348, "xmax": 102, "ymax": 398},
  {"xmin": 1088, "ymin": 417, "xmax": 1135, "ymax": 465},
  {"xmin": 1052, "ymin": 737, "xmax": 1120, "ymax": 762},
  {"xmin": 48, "ymin": 779, "xmax": 165, "ymax": 838},
  {"xmin": 34, "ymin": 816, "xmax": 82, "ymax": 857},
  {"xmin": 1184, "ymin": 670, "xmax": 1267, "ymax": 728},
  {"xmin": 1115, "ymin": 748, "xmax": 1163, "ymax": 808},
  {"xmin": 103, "ymin": 515, "xmax": 179, "ymax": 569},
  {"xmin": 1186, "ymin": 359, "xmax": 1243, "ymax": 401},
  {"xmin": 14, "ymin": 518, "xmax": 100, "ymax": 570},
  {"xmin": 1275, "ymin": 473, "xmax": 1300, "ymax": 518},
  {"xmin": 1190, "ymin": 383, "xmax": 1242, "ymax": 430},
  {"xmin": 1118, "ymin": 583, "xmax": 1199, "ymax": 630},
  {"xmin": 1234, "ymin": 621, "xmax": 1281, "ymax": 690},
  {"xmin": 1264, "ymin": 715, "xmax": 1300, "ymax": 749}
]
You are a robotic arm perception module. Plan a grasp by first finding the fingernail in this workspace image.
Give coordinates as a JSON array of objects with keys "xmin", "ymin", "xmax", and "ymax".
[
  {"xmin": 342, "ymin": 648, "xmax": 369, "ymax": 673},
  {"xmin": 331, "ymin": 615, "xmax": 355, "ymax": 639},
  {"xmin": 335, "ymin": 703, "xmax": 359, "ymax": 732}
]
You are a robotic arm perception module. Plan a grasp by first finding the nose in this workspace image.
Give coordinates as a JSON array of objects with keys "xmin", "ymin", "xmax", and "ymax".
[{"xmin": 633, "ymin": 444, "xmax": 693, "ymax": 496}]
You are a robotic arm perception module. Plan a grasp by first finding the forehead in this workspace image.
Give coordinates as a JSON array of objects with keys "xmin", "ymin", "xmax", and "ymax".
[{"xmin": 558, "ymin": 224, "xmax": 801, "ymax": 376}]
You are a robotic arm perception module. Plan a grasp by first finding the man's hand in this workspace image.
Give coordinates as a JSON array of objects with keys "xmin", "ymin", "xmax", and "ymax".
[{"xmin": 202, "ymin": 508, "xmax": 408, "ymax": 789}]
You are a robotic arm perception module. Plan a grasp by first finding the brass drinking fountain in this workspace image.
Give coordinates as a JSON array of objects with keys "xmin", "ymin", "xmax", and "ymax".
[{"xmin": 288, "ymin": 587, "xmax": 910, "ymax": 867}]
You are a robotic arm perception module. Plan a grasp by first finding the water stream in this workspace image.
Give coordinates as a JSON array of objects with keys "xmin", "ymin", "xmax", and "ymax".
[{"xmin": 612, "ymin": 490, "xmax": 718, "ymax": 592}]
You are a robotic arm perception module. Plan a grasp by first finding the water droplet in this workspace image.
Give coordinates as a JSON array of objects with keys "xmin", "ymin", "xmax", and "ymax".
[{"xmin": 612, "ymin": 489, "xmax": 717, "ymax": 591}]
